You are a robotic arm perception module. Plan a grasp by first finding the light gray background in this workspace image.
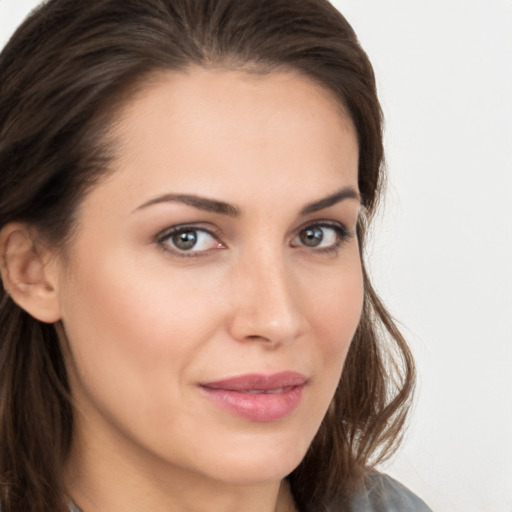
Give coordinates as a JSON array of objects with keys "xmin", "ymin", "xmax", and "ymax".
[{"xmin": 1, "ymin": 1, "xmax": 511, "ymax": 511}]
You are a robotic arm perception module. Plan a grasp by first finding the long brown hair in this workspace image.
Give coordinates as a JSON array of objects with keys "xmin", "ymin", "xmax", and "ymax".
[{"xmin": 0, "ymin": 1, "xmax": 415, "ymax": 511}]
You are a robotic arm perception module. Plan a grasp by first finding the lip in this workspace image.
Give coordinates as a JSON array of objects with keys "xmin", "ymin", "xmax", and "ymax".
[{"xmin": 200, "ymin": 371, "xmax": 307, "ymax": 422}]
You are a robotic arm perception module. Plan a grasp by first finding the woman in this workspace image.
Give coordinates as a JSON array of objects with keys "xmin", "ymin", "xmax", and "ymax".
[{"xmin": 0, "ymin": 1, "xmax": 432, "ymax": 511}]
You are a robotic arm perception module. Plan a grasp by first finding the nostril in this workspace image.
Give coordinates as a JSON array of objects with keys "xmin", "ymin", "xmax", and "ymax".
[
  {"xmin": 227, "ymin": 305, "xmax": 303, "ymax": 347},
  {"xmin": 244, "ymin": 334, "xmax": 273, "ymax": 343}
]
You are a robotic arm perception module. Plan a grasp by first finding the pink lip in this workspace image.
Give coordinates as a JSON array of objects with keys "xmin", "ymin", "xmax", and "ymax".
[{"xmin": 200, "ymin": 371, "xmax": 307, "ymax": 422}]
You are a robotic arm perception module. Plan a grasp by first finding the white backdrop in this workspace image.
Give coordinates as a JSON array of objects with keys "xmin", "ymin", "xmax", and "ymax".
[
  {"xmin": 333, "ymin": 2, "xmax": 512, "ymax": 511},
  {"xmin": 1, "ymin": 1, "xmax": 511, "ymax": 511}
]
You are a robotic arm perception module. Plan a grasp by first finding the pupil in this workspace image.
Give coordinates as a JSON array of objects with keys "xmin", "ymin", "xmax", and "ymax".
[
  {"xmin": 173, "ymin": 230, "xmax": 197, "ymax": 250},
  {"xmin": 301, "ymin": 227, "xmax": 323, "ymax": 247}
]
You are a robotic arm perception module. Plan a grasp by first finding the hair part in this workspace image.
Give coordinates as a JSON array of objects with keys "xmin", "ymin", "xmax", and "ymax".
[{"xmin": 0, "ymin": 1, "xmax": 414, "ymax": 511}]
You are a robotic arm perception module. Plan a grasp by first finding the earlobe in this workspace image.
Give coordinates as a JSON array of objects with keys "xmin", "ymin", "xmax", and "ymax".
[{"xmin": 0, "ymin": 223, "xmax": 62, "ymax": 323}]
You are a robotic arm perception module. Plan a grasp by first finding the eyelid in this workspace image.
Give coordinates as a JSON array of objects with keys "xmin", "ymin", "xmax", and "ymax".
[
  {"xmin": 154, "ymin": 218, "xmax": 355, "ymax": 258},
  {"xmin": 155, "ymin": 223, "xmax": 226, "ymax": 257},
  {"xmin": 291, "ymin": 220, "xmax": 355, "ymax": 251},
  {"xmin": 294, "ymin": 219, "xmax": 353, "ymax": 237}
]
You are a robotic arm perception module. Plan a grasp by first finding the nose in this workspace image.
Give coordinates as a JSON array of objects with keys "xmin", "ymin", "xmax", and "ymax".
[{"xmin": 226, "ymin": 249, "xmax": 304, "ymax": 347}]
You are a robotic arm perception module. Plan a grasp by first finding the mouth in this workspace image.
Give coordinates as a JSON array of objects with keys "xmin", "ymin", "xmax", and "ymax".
[
  {"xmin": 200, "ymin": 372, "xmax": 307, "ymax": 422},
  {"xmin": 242, "ymin": 387, "xmax": 292, "ymax": 394}
]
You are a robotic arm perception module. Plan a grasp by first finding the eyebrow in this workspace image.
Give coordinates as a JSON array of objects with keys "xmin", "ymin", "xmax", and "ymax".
[
  {"xmin": 300, "ymin": 187, "xmax": 360, "ymax": 215},
  {"xmin": 135, "ymin": 193, "xmax": 241, "ymax": 217},
  {"xmin": 134, "ymin": 186, "xmax": 360, "ymax": 217}
]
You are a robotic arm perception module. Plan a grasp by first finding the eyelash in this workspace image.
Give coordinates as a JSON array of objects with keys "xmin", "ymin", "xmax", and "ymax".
[
  {"xmin": 291, "ymin": 221, "xmax": 354, "ymax": 255},
  {"xmin": 156, "ymin": 224, "xmax": 225, "ymax": 258},
  {"xmin": 155, "ymin": 221, "xmax": 354, "ymax": 258}
]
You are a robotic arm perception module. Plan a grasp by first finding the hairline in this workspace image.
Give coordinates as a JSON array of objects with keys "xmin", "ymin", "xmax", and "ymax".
[{"xmin": 56, "ymin": 60, "xmax": 357, "ymax": 257}]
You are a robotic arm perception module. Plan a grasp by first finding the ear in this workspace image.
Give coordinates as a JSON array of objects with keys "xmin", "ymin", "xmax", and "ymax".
[{"xmin": 0, "ymin": 223, "xmax": 62, "ymax": 323}]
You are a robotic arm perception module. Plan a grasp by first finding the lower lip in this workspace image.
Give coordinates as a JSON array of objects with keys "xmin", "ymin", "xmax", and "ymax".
[{"xmin": 200, "ymin": 385, "xmax": 305, "ymax": 422}]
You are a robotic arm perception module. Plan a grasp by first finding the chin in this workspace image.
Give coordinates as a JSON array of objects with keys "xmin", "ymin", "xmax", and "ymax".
[
  {"xmin": 208, "ymin": 458, "xmax": 301, "ymax": 486},
  {"xmin": 191, "ymin": 432, "xmax": 311, "ymax": 486}
]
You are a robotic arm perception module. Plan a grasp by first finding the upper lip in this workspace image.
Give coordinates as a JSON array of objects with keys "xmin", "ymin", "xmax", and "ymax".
[{"xmin": 201, "ymin": 371, "xmax": 307, "ymax": 391}]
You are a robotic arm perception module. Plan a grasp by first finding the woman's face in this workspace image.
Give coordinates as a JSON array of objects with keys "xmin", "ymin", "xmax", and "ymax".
[{"xmin": 55, "ymin": 68, "xmax": 363, "ymax": 487}]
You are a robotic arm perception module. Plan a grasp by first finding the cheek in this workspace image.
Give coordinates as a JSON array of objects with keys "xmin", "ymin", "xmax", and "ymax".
[
  {"xmin": 58, "ymin": 247, "xmax": 224, "ymax": 410},
  {"xmin": 313, "ymin": 262, "xmax": 364, "ymax": 394},
  {"xmin": 306, "ymin": 256, "xmax": 364, "ymax": 356}
]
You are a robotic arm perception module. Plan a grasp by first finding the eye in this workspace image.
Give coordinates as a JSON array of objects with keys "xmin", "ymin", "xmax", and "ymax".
[
  {"xmin": 157, "ymin": 226, "xmax": 223, "ymax": 255},
  {"xmin": 292, "ymin": 223, "xmax": 350, "ymax": 251}
]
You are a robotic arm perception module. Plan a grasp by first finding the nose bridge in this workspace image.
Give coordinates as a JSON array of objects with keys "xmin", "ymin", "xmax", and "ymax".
[{"xmin": 228, "ymin": 244, "xmax": 303, "ymax": 345}]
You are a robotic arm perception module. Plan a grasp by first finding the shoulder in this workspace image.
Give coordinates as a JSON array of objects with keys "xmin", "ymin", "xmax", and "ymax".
[{"xmin": 328, "ymin": 471, "xmax": 433, "ymax": 512}]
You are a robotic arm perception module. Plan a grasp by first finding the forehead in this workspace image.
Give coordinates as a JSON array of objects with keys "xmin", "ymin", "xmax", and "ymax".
[{"xmin": 90, "ymin": 67, "xmax": 359, "ymax": 214}]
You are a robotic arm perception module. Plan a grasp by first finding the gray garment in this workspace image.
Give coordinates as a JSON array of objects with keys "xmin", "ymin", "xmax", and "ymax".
[
  {"xmin": 69, "ymin": 472, "xmax": 432, "ymax": 512},
  {"xmin": 340, "ymin": 472, "xmax": 433, "ymax": 512}
]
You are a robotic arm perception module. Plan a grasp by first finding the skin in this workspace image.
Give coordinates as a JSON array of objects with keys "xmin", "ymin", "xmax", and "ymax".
[{"xmin": 48, "ymin": 67, "xmax": 363, "ymax": 512}]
